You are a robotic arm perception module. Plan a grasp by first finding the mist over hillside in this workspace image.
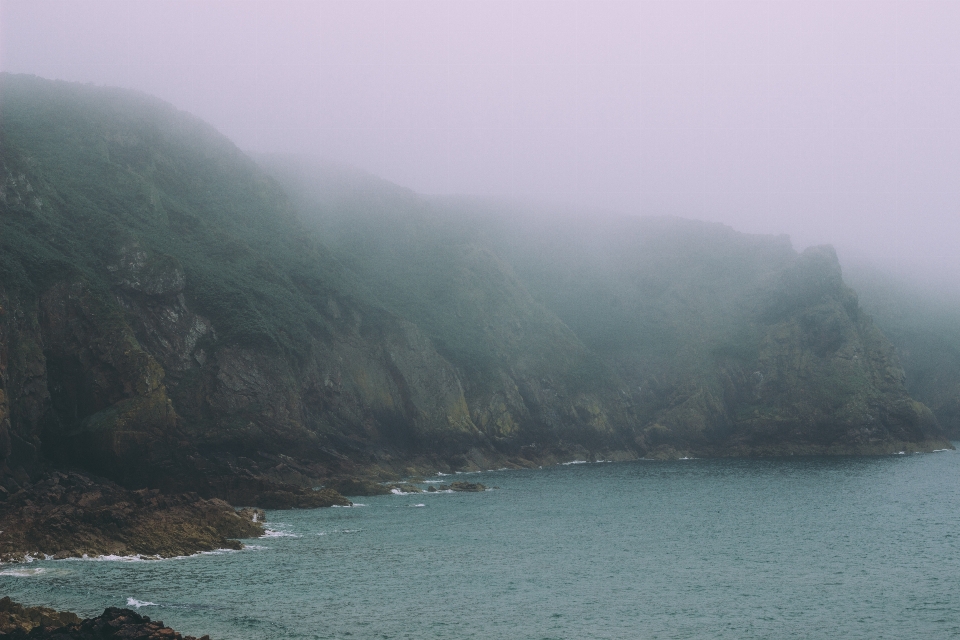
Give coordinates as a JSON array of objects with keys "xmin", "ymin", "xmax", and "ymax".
[
  {"xmin": 2, "ymin": 76, "xmax": 952, "ymax": 509},
  {"xmin": 2, "ymin": 5, "xmax": 959, "ymax": 632}
]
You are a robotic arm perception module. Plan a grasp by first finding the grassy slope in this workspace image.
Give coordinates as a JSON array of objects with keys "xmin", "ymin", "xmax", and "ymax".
[
  {"xmin": 1, "ymin": 74, "xmax": 344, "ymax": 355},
  {"xmin": 257, "ymin": 155, "xmax": 618, "ymax": 399}
]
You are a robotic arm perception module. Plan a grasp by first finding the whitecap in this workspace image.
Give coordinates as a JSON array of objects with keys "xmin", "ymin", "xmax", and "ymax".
[
  {"xmin": 242, "ymin": 545, "xmax": 269, "ymax": 551},
  {"xmin": 390, "ymin": 488, "xmax": 416, "ymax": 495},
  {"xmin": 0, "ymin": 567, "xmax": 46, "ymax": 577},
  {"xmin": 409, "ymin": 503, "xmax": 426, "ymax": 508},
  {"xmin": 562, "ymin": 460, "xmax": 588, "ymax": 465},
  {"xmin": 127, "ymin": 598, "xmax": 158, "ymax": 609},
  {"xmin": 261, "ymin": 530, "xmax": 302, "ymax": 538}
]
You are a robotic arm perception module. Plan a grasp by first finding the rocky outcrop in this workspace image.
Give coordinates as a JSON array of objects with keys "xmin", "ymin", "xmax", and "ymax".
[
  {"xmin": 0, "ymin": 471, "xmax": 264, "ymax": 561},
  {"xmin": 445, "ymin": 481, "xmax": 486, "ymax": 492},
  {"xmin": 0, "ymin": 598, "xmax": 81, "ymax": 635},
  {"xmin": 0, "ymin": 601, "xmax": 209, "ymax": 639}
]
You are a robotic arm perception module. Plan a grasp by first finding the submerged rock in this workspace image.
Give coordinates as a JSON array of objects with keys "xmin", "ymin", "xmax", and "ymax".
[
  {"xmin": 428, "ymin": 481, "xmax": 486, "ymax": 492},
  {"xmin": 449, "ymin": 481, "xmax": 486, "ymax": 492}
]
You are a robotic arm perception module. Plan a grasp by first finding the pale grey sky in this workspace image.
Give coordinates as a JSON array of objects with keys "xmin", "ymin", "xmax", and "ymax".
[{"xmin": 2, "ymin": 1, "xmax": 958, "ymax": 286}]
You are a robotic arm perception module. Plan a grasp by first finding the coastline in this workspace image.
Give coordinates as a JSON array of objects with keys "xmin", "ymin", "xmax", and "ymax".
[{"xmin": 2, "ymin": 447, "xmax": 957, "ymax": 638}]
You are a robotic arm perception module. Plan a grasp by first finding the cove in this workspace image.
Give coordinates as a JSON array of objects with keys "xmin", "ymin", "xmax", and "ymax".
[{"xmin": 3, "ymin": 450, "xmax": 960, "ymax": 639}]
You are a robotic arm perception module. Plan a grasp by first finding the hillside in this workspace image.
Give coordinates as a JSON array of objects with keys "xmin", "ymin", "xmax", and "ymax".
[
  {"xmin": 264, "ymin": 156, "xmax": 951, "ymax": 458},
  {"xmin": 0, "ymin": 75, "xmax": 950, "ymax": 519}
]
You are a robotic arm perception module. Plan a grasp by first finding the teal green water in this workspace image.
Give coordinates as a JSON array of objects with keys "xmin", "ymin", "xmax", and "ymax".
[{"xmin": 3, "ymin": 450, "xmax": 960, "ymax": 639}]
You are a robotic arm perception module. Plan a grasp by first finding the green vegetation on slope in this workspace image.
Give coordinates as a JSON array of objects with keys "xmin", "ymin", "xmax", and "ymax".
[{"xmin": 1, "ymin": 74, "xmax": 344, "ymax": 355}]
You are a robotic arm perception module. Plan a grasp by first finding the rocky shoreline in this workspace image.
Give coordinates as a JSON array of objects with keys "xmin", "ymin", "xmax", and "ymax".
[
  {"xmin": 0, "ymin": 471, "xmax": 267, "ymax": 562},
  {"xmin": 0, "ymin": 598, "xmax": 206, "ymax": 639}
]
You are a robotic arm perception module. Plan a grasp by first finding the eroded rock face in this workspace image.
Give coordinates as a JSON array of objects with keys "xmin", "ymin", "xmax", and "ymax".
[
  {"xmin": 631, "ymin": 246, "xmax": 948, "ymax": 457},
  {"xmin": 107, "ymin": 242, "xmax": 186, "ymax": 297}
]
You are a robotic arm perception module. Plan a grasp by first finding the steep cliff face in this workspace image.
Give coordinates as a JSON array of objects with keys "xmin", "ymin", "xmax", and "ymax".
[
  {"xmin": 637, "ymin": 246, "xmax": 941, "ymax": 455},
  {"xmin": 844, "ymin": 265, "xmax": 960, "ymax": 438},
  {"xmin": 0, "ymin": 75, "xmax": 950, "ymax": 506},
  {"xmin": 264, "ymin": 159, "xmax": 951, "ymax": 458},
  {"xmin": 0, "ymin": 75, "xmax": 483, "ymax": 498}
]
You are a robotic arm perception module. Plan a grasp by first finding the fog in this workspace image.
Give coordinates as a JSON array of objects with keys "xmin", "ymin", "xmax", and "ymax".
[{"xmin": 2, "ymin": 1, "xmax": 958, "ymax": 291}]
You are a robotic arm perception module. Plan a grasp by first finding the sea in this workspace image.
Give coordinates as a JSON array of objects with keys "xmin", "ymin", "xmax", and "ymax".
[{"xmin": 3, "ymin": 449, "xmax": 960, "ymax": 639}]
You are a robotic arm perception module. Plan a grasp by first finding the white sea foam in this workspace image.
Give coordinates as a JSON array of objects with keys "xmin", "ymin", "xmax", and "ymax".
[
  {"xmin": 243, "ymin": 544, "xmax": 269, "ymax": 551},
  {"xmin": 127, "ymin": 598, "xmax": 158, "ymax": 609},
  {"xmin": 410, "ymin": 503, "xmax": 426, "ymax": 508},
  {"xmin": 896, "ymin": 451, "xmax": 906, "ymax": 455},
  {"xmin": 562, "ymin": 460, "xmax": 588, "ymax": 465},
  {"xmin": 338, "ymin": 529, "xmax": 362, "ymax": 534},
  {"xmin": 86, "ymin": 554, "xmax": 151, "ymax": 562},
  {"xmin": 262, "ymin": 529, "xmax": 302, "ymax": 538},
  {"xmin": 422, "ymin": 480, "xmax": 443, "ymax": 483},
  {"xmin": 332, "ymin": 503, "xmax": 366, "ymax": 507},
  {"xmin": 70, "ymin": 548, "xmax": 239, "ymax": 562},
  {"xmin": 436, "ymin": 472, "xmax": 450, "ymax": 476},
  {"xmin": 0, "ymin": 567, "xmax": 46, "ymax": 577},
  {"xmin": 390, "ymin": 488, "xmax": 417, "ymax": 495}
]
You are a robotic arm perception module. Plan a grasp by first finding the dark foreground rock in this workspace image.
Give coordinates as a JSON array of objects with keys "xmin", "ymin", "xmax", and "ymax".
[
  {"xmin": 0, "ymin": 600, "xmax": 208, "ymax": 639},
  {"xmin": 0, "ymin": 471, "xmax": 266, "ymax": 561}
]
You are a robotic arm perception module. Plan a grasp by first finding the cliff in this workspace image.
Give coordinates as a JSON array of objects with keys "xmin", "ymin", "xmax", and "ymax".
[{"xmin": 0, "ymin": 74, "xmax": 950, "ymax": 521}]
